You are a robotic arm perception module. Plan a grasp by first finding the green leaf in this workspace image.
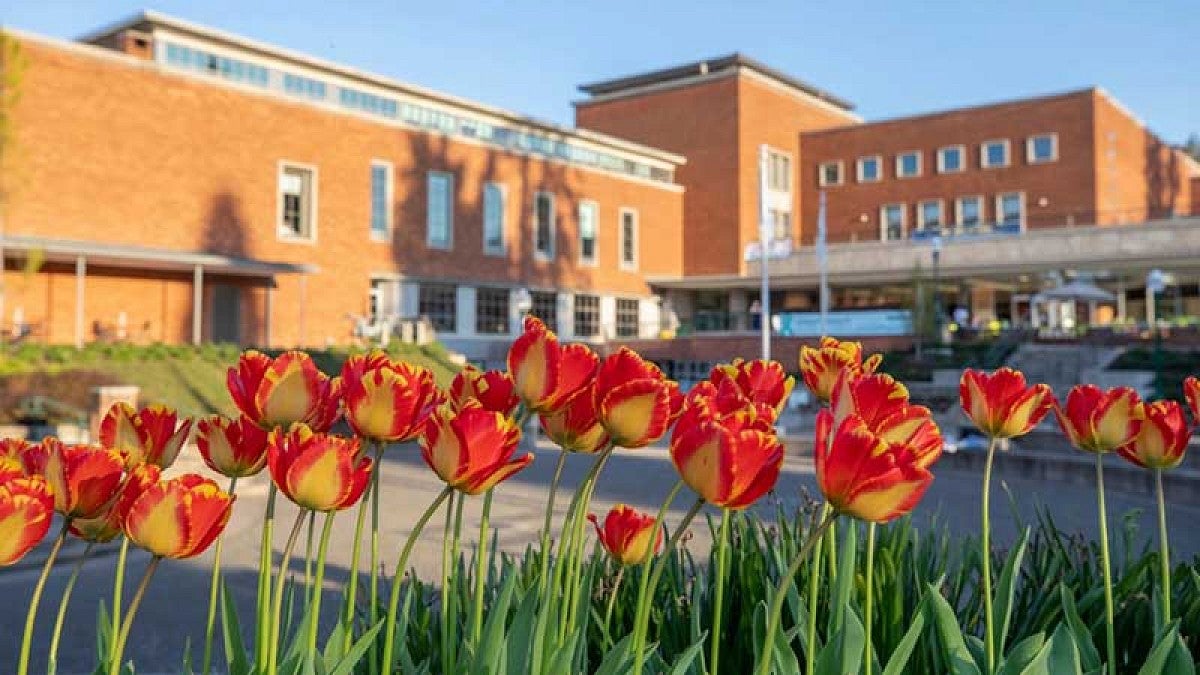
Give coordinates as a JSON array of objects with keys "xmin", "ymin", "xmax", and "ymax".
[
  {"xmin": 1138, "ymin": 622, "xmax": 1195, "ymax": 675},
  {"xmin": 881, "ymin": 609, "xmax": 925, "ymax": 675},
  {"xmin": 667, "ymin": 632, "xmax": 709, "ymax": 675},
  {"xmin": 472, "ymin": 566, "xmax": 518, "ymax": 673},
  {"xmin": 995, "ymin": 527, "xmax": 1031, "ymax": 652},
  {"xmin": 220, "ymin": 583, "xmax": 252, "ymax": 675},
  {"xmin": 593, "ymin": 635, "xmax": 635, "ymax": 675},
  {"xmin": 505, "ymin": 586, "xmax": 539, "ymax": 675},
  {"xmin": 815, "ymin": 608, "xmax": 864, "ymax": 675},
  {"xmin": 924, "ymin": 584, "xmax": 982, "ymax": 675},
  {"xmin": 995, "ymin": 632, "xmax": 1044, "ymax": 675},
  {"xmin": 1060, "ymin": 586, "xmax": 1102, "ymax": 672},
  {"xmin": 1038, "ymin": 623, "xmax": 1083, "ymax": 675},
  {"xmin": 828, "ymin": 523, "xmax": 857, "ymax": 635},
  {"xmin": 327, "ymin": 622, "xmax": 383, "ymax": 675}
]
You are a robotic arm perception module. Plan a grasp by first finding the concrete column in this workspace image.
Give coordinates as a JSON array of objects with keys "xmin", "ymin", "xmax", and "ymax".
[
  {"xmin": 1116, "ymin": 282, "xmax": 1127, "ymax": 322},
  {"xmin": 457, "ymin": 285, "xmax": 476, "ymax": 337},
  {"xmin": 192, "ymin": 264, "xmax": 204, "ymax": 345},
  {"xmin": 264, "ymin": 285, "xmax": 273, "ymax": 348},
  {"xmin": 1146, "ymin": 285, "xmax": 1156, "ymax": 326},
  {"xmin": 399, "ymin": 281, "xmax": 420, "ymax": 318},
  {"xmin": 557, "ymin": 292, "xmax": 574, "ymax": 340},
  {"xmin": 600, "ymin": 295, "xmax": 617, "ymax": 340},
  {"xmin": 639, "ymin": 296, "xmax": 661, "ymax": 339},
  {"xmin": 74, "ymin": 256, "xmax": 86, "ymax": 349},
  {"xmin": 728, "ymin": 289, "xmax": 749, "ymax": 331}
]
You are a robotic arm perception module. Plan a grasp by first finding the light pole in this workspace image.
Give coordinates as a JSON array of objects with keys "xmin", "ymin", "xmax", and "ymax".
[{"xmin": 932, "ymin": 236, "xmax": 943, "ymax": 345}]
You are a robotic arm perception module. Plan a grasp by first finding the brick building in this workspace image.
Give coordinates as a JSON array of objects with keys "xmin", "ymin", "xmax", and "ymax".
[{"xmin": 2, "ymin": 12, "xmax": 1197, "ymax": 365}]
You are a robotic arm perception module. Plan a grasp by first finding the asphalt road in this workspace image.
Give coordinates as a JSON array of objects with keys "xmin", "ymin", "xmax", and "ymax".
[{"xmin": 2, "ymin": 439, "xmax": 1197, "ymax": 674}]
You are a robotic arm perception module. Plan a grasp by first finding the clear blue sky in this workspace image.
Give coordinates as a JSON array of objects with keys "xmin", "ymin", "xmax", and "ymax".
[{"xmin": 8, "ymin": 1, "xmax": 1198, "ymax": 143}]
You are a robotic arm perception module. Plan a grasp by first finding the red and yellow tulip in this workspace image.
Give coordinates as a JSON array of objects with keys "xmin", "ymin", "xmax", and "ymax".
[
  {"xmin": 595, "ymin": 348, "xmax": 675, "ymax": 448},
  {"xmin": 267, "ymin": 424, "xmax": 371, "ymax": 512},
  {"xmin": 341, "ymin": 350, "xmax": 444, "ymax": 442},
  {"xmin": 960, "ymin": 368, "xmax": 1054, "ymax": 439},
  {"xmin": 830, "ymin": 369, "xmax": 912, "ymax": 432},
  {"xmin": 588, "ymin": 504, "xmax": 662, "ymax": 565},
  {"xmin": 0, "ymin": 468, "xmax": 54, "ymax": 566},
  {"xmin": 196, "ymin": 415, "xmax": 271, "ymax": 478},
  {"xmin": 815, "ymin": 410, "xmax": 933, "ymax": 523},
  {"xmin": 124, "ymin": 474, "xmax": 235, "ymax": 559},
  {"xmin": 449, "ymin": 365, "xmax": 519, "ymax": 415},
  {"xmin": 0, "ymin": 437, "xmax": 31, "ymax": 461},
  {"xmin": 710, "ymin": 358, "xmax": 795, "ymax": 417},
  {"xmin": 799, "ymin": 337, "xmax": 882, "ymax": 403},
  {"xmin": 99, "ymin": 402, "xmax": 193, "ymax": 469},
  {"xmin": 540, "ymin": 382, "xmax": 609, "ymax": 453},
  {"xmin": 228, "ymin": 350, "xmax": 341, "ymax": 432},
  {"xmin": 507, "ymin": 316, "xmax": 598, "ymax": 413},
  {"xmin": 1117, "ymin": 400, "xmax": 1190, "ymax": 470},
  {"xmin": 1054, "ymin": 385, "xmax": 1144, "ymax": 453},
  {"xmin": 1185, "ymin": 376, "xmax": 1199, "ymax": 426},
  {"xmin": 420, "ymin": 402, "xmax": 530, "ymax": 495},
  {"xmin": 670, "ymin": 410, "xmax": 784, "ymax": 509},
  {"xmin": 22, "ymin": 440, "xmax": 125, "ymax": 520},
  {"xmin": 69, "ymin": 464, "xmax": 162, "ymax": 543}
]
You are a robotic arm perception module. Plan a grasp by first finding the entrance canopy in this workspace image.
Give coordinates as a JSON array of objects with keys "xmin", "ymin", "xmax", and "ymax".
[{"xmin": 1034, "ymin": 281, "xmax": 1116, "ymax": 304}]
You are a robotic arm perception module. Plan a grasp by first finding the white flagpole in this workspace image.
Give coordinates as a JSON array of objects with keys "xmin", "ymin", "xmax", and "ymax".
[
  {"xmin": 758, "ymin": 144, "xmax": 771, "ymax": 361},
  {"xmin": 818, "ymin": 190, "xmax": 829, "ymax": 336}
]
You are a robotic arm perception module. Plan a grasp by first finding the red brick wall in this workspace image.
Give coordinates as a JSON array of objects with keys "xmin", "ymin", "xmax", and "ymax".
[
  {"xmin": 4, "ymin": 37, "xmax": 682, "ymax": 346},
  {"xmin": 1192, "ymin": 177, "xmax": 1200, "ymax": 216},
  {"xmin": 798, "ymin": 90, "xmax": 1100, "ymax": 244}
]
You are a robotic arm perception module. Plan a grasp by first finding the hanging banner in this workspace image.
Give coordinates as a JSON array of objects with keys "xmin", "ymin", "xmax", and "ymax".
[{"xmin": 776, "ymin": 309, "xmax": 912, "ymax": 337}]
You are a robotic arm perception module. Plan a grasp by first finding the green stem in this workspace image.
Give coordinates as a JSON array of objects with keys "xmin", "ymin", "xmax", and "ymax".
[
  {"xmin": 864, "ymin": 522, "xmax": 877, "ymax": 675},
  {"xmin": 201, "ymin": 476, "xmax": 237, "ymax": 675},
  {"xmin": 805, "ymin": 503, "xmax": 830, "ymax": 675},
  {"xmin": 110, "ymin": 535, "xmax": 129, "ymax": 660},
  {"xmin": 472, "ymin": 488, "xmax": 494, "ymax": 644},
  {"xmin": 49, "ymin": 541, "xmax": 94, "ymax": 675},
  {"xmin": 631, "ymin": 493, "xmax": 703, "ymax": 675},
  {"xmin": 565, "ymin": 446, "xmax": 614, "ymax": 634},
  {"xmin": 1096, "ymin": 454, "xmax": 1116, "ymax": 675},
  {"xmin": 18, "ymin": 521, "xmax": 68, "ymax": 675},
  {"xmin": 601, "ymin": 565, "xmax": 625, "ymax": 649},
  {"xmin": 755, "ymin": 512, "xmax": 838, "ymax": 675},
  {"xmin": 255, "ymin": 484, "xmax": 278, "ymax": 673},
  {"xmin": 368, "ymin": 442, "xmax": 384, "ymax": 675},
  {"xmin": 441, "ymin": 491, "xmax": 465, "ymax": 672},
  {"xmin": 306, "ymin": 511, "xmax": 337, "ymax": 664},
  {"xmin": 627, "ymin": 479, "xmax": 685, "ymax": 662},
  {"xmin": 981, "ymin": 436, "xmax": 998, "ymax": 674},
  {"xmin": 538, "ymin": 449, "xmax": 568, "ymax": 596},
  {"xmin": 343, "ymin": 443, "xmax": 380, "ymax": 654},
  {"xmin": 304, "ymin": 510, "xmax": 316, "ymax": 590},
  {"xmin": 710, "ymin": 508, "xmax": 731, "ymax": 675},
  {"xmin": 107, "ymin": 556, "xmax": 161, "ymax": 675},
  {"xmin": 267, "ymin": 510, "xmax": 308, "ymax": 675},
  {"xmin": 1155, "ymin": 468, "xmax": 1172, "ymax": 623},
  {"xmin": 380, "ymin": 486, "xmax": 454, "ymax": 675}
]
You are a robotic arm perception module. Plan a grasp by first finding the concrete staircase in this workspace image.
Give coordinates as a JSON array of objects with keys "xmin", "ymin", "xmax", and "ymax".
[{"xmin": 1002, "ymin": 343, "xmax": 1125, "ymax": 397}]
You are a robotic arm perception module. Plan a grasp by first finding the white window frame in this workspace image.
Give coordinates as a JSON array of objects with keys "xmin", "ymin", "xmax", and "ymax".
[
  {"xmin": 1026, "ymin": 133, "xmax": 1059, "ymax": 164},
  {"xmin": 277, "ymin": 161, "xmax": 318, "ymax": 244},
  {"xmin": 578, "ymin": 199, "xmax": 599, "ymax": 267},
  {"xmin": 995, "ymin": 191, "xmax": 1026, "ymax": 230},
  {"xmin": 856, "ymin": 155, "xmax": 882, "ymax": 183},
  {"xmin": 533, "ymin": 191, "xmax": 556, "ymax": 261},
  {"xmin": 619, "ymin": 207, "xmax": 639, "ymax": 272},
  {"xmin": 955, "ymin": 195, "xmax": 984, "ymax": 229},
  {"xmin": 817, "ymin": 160, "xmax": 844, "ymax": 187},
  {"xmin": 980, "ymin": 139, "xmax": 1011, "ymax": 169},
  {"xmin": 426, "ymin": 171, "xmax": 454, "ymax": 250},
  {"xmin": 936, "ymin": 145, "xmax": 966, "ymax": 174},
  {"xmin": 880, "ymin": 203, "xmax": 906, "ymax": 241},
  {"xmin": 482, "ymin": 181, "xmax": 507, "ymax": 256},
  {"xmin": 369, "ymin": 160, "xmax": 393, "ymax": 242},
  {"xmin": 896, "ymin": 151, "xmax": 922, "ymax": 179},
  {"xmin": 916, "ymin": 199, "xmax": 944, "ymax": 231},
  {"xmin": 766, "ymin": 149, "xmax": 793, "ymax": 193}
]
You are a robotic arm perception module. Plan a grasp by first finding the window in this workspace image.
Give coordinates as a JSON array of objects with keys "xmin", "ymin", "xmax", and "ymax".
[
  {"xmin": 530, "ymin": 291, "xmax": 558, "ymax": 332},
  {"xmin": 534, "ymin": 192, "xmax": 555, "ymax": 259},
  {"xmin": 426, "ymin": 172, "xmax": 453, "ymax": 249},
  {"xmin": 769, "ymin": 209, "xmax": 792, "ymax": 241},
  {"xmin": 619, "ymin": 208, "xmax": 638, "ymax": 270},
  {"xmin": 767, "ymin": 151, "xmax": 792, "ymax": 192},
  {"xmin": 856, "ymin": 156, "xmax": 881, "ymax": 183},
  {"xmin": 578, "ymin": 200, "xmax": 598, "ymax": 264},
  {"xmin": 475, "ymin": 287, "xmax": 510, "ymax": 335},
  {"xmin": 370, "ymin": 161, "xmax": 392, "ymax": 239},
  {"xmin": 996, "ymin": 192, "xmax": 1024, "ymax": 230},
  {"xmin": 981, "ymin": 139, "xmax": 1010, "ymax": 168},
  {"xmin": 574, "ymin": 294, "xmax": 600, "ymax": 337},
  {"xmin": 817, "ymin": 161, "xmax": 844, "ymax": 187},
  {"xmin": 955, "ymin": 196, "xmax": 983, "ymax": 230},
  {"xmin": 615, "ymin": 298, "xmax": 640, "ymax": 338},
  {"xmin": 880, "ymin": 203, "xmax": 905, "ymax": 241},
  {"xmin": 278, "ymin": 164, "xmax": 316, "ymax": 241},
  {"xmin": 283, "ymin": 73, "xmax": 327, "ymax": 101},
  {"xmin": 483, "ymin": 183, "xmax": 505, "ymax": 254},
  {"xmin": 917, "ymin": 200, "xmax": 943, "ymax": 232},
  {"xmin": 937, "ymin": 146, "xmax": 965, "ymax": 174},
  {"xmin": 896, "ymin": 152, "xmax": 921, "ymax": 178},
  {"xmin": 418, "ymin": 283, "xmax": 457, "ymax": 332},
  {"xmin": 1027, "ymin": 133, "xmax": 1058, "ymax": 164}
]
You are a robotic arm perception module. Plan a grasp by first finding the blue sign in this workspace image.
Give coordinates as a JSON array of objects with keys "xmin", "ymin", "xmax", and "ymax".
[{"xmin": 776, "ymin": 309, "xmax": 912, "ymax": 337}]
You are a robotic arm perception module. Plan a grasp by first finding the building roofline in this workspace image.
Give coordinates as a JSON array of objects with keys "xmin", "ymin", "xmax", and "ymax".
[
  {"xmin": 75, "ymin": 10, "xmax": 686, "ymax": 167},
  {"xmin": 800, "ymin": 87, "xmax": 1100, "ymax": 137},
  {"xmin": 576, "ymin": 53, "xmax": 856, "ymax": 112}
]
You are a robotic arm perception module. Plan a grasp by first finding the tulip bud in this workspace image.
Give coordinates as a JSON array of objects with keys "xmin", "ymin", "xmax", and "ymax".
[
  {"xmin": 595, "ymin": 348, "xmax": 675, "ymax": 449},
  {"xmin": 99, "ymin": 402, "xmax": 192, "ymax": 469},
  {"xmin": 450, "ymin": 365, "xmax": 519, "ymax": 415},
  {"xmin": 1055, "ymin": 385, "xmax": 1143, "ymax": 454},
  {"xmin": 267, "ymin": 424, "xmax": 371, "ymax": 512},
  {"xmin": 1117, "ymin": 400, "xmax": 1190, "ymax": 470},
  {"xmin": 507, "ymin": 317, "xmax": 598, "ymax": 412},
  {"xmin": 589, "ymin": 504, "xmax": 662, "ymax": 565},
  {"xmin": 70, "ymin": 464, "xmax": 162, "ymax": 543},
  {"xmin": 421, "ymin": 402, "xmax": 529, "ymax": 495},
  {"xmin": 342, "ymin": 350, "xmax": 444, "ymax": 442},
  {"xmin": 196, "ymin": 415, "xmax": 270, "ymax": 478},
  {"xmin": 1184, "ymin": 376, "xmax": 1199, "ymax": 427},
  {"xmin": 0, "ymin": 472, "xmax": 55, "ymax": 565},
  {"xmin": 670, "ymin": 410, "xmax": 784, "ymax": 510},
  {"xmin": 540, "ymin": 382, "xmax": 609, "ymax": 454},
  {"xmin": 710, "ymin": 358, "xmax": 795, "ymax": 417},
  {"xmin": 124, "ymin": 474, "xmax": 235, "ymax": 559},
  {"xmin": 23, "ymin": 440, "xmax": 126, "ymax": 520},
  {"xmin": 228, "ymin": 350, "xmax": 341, "ymax": 431},
  {"xmin": 959, "ymin": 368, "xmax": 1054, "ymax": 439},
  {"xmin": 799, "ymin": 337, "xmax": 882, "ymax": 403}
]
